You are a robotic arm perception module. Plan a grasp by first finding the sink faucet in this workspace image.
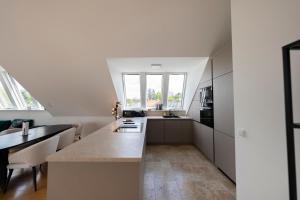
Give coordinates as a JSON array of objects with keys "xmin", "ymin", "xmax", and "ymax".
[{"xmin": 168, "ymin": 109, "xmax": 175, "ymax": 116}]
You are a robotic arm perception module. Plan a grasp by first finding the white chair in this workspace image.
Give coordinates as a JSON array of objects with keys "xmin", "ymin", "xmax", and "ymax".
[
  {"xmin": 80, "ymin": 122, "xmax": 101, "ymax": 138},
  {"xmin": 6, "ymin": 135, "xmax": 60, "ymax": 192},
  {"xmin": 57, "ymin": 127, "xmax": 76, "ymax": 150},
  {"xmin": 73, "ymin": 123, "xmax": 83, "ymax": 140},
  {"xmin": 0, "ymin": 128, "xmax": 22, "ymax": 136}
]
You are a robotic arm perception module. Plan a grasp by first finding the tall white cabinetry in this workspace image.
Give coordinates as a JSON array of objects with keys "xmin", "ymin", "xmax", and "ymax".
[
  {"xmin": 188, "ymin": 43, "xmax": 236, "ymax": 182},
  {"xmin": 213, "ymin": 72, "xmax": 235, "ymax": 181}
]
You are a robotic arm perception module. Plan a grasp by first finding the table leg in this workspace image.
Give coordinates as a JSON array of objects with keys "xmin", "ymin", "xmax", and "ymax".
[{"xmin": 0, "ymin": 150, "xmax": 8, "ymax": 192}]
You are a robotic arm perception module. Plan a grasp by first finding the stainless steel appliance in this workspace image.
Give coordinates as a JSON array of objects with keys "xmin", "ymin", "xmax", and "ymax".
[
  {"xmin": 122, "ymin": 110, "xmax": 145, "ymax": 118},
  {"xmin": 199, "ymin": 86, "xmax": 214, "ymax": 128}
]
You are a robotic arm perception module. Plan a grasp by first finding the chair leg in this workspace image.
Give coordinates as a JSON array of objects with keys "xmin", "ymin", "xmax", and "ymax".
[
  {"xmin": 32, "ymin": 166, "xmax": 37, "ymax": 191},
  {"xmin": 4, "ymin": 169, "xmax": 14, "ymax": 193}
]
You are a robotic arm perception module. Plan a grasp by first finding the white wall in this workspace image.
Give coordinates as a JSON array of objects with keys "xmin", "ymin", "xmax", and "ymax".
[
  {"xmin": 231, "ymin": 0, "xmax": 300, "ymax": 199},
  {"xmin": 0, "ymin": 110, "xmax": 114, "ymax": 127}
]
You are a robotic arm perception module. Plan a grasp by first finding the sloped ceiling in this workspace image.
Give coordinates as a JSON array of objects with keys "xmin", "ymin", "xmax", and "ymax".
[{"xmin": 0, "ymin": 0, "xmax": 231, "ymax": 116}]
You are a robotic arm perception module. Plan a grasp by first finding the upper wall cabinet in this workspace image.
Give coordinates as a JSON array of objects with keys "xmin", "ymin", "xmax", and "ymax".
[
  {"xmin": 200, "ymin": 62, "xmax": 212, "ymax": 82},
  {"xmin": 213, "ymin": 44, "xmax": 233, "ymax": 78},
  {"xmin": 188, "ymin": 100, "xmax": 200, "ymax": 122},
  {"xmin": 213, "ymin": 72, "xmax": 234, "ymax": 137}
]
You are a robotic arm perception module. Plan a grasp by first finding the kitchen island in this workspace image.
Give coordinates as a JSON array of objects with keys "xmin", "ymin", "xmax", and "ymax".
[{"xmin": 47, "ymin": 117, "xmax": 147, "ymax": 200}]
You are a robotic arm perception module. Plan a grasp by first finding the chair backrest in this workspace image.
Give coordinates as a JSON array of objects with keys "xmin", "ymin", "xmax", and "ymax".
[
  {"xmin": 9, "ymin": 135, "xmax": 60, "ymax": 166},
  {"xmin": 57, "ymin": 128, "xmax": 76, "ymax": 150},
  {"xmin": 0, "ymin": 128, "xmax": 22, "ymax": 136},
  {"xmin": 73, "ymin": 123, "xmax": 83, "ymax": 137},
  {"xmin": 81, "ymin": 122, "xmax": 101, "ymax": 138}
]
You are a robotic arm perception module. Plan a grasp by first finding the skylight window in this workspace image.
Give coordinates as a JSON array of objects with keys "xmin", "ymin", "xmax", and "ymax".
[
  {"xmin": 123, "ymin": 73, "xmax": 186, "ymax": 110},
  {"xmin": 0, "ymin": 66, "xmax": 44, "ymax": 110},
  {"xmin": 0, "ymin": 80, "xmax": 16, "ymax": 110}
]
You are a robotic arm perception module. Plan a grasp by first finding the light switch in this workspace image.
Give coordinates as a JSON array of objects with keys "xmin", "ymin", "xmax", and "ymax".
[{"xmin": 238, "ymin": 128, "xmax": 247, "ymax": 137}]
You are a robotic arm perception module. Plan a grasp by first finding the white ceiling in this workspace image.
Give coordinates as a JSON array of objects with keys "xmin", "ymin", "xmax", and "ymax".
[
  {"xmin": 0, "ymin": 0, "xmax": 231, "ymax": 116},
  {"xmin": 107, "ymin": 57, "xmax": 208, "ymax": 73}
]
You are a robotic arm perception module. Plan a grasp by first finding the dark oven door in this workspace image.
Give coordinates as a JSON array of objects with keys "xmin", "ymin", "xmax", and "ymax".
[{"xmin": 200, "ymin": 108, "xmax": 214, "ymax": 128}]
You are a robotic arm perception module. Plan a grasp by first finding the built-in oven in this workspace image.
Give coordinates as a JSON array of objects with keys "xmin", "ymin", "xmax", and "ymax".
[{"xmin": 199, "ymin": 86, "xmax": 214, "ymax": 128}]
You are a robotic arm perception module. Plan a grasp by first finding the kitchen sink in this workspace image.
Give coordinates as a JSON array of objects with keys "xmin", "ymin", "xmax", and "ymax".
[
  {"xmin": 114, "ymin": 123, "xmax": 143, "ymax": 133},
  {"xmin": 162, "ymin": 115, "xmax": 180, "ymax": 118}
]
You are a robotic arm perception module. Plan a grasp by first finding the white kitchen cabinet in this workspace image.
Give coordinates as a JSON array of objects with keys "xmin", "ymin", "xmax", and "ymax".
[
  {"xmin": 188, "ymin": 100, "xmax": 200, "ymax": 122},
  {"xmin": 193, "ymin": 121, "xmax": 214, "ymax": 162},
  {"xmin": 214, "ymin": 130, "xmax": 236, "ymax": 181},
  {"xmin": 212, "ymin": 44, "xmax": 233, "ymax": 78},
  {"xmin": 200, "ymin": 62, "xmax": 212, "ymax": 82},
  {"xmin": 213, "ymin": 72, "xmax": 234, "ymax": 137}
]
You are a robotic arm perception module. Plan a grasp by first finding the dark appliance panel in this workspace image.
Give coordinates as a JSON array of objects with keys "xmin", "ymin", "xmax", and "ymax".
[{"xmin": 199, "ymin": 86, "xmax": 214, "ymax": 128}]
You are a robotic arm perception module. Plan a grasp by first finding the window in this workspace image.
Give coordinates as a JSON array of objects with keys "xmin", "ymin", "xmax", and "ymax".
[
  {"xmin": 13, "ymin": 80, "xmax": 44, "ymax": 110},
  {"xmin": 123, "ymin": 74, "xmax": 141, "ymax": 108},
  {"xmin": 167, "ymin": 74, "xmax": 185, "ymax": 109},
  {"xmin": 0, "ymin": 81, "xmax": 16, "ymax": 109},
  {"xmin": 123, "ymin": 73, "xmax": 186, "ymax": 110},
  {"xmin": 146, "ymin": 75, "xmax": 162, "ymax": 108},
  {"xmin": 0, "ymin": 66, "xmax": 44, "ymax": 110}
]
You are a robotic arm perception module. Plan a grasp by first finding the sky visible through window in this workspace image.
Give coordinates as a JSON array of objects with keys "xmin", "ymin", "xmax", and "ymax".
[
  {"xmin": 146, "ymin": 75, "xmax": 162, "ymax": 108},
  {"xmin": 168, "ymin": 74, "xmax": 185, "ymax": 109},
  {"xmin": 124, "ymin": 74, "xmax": 141, "ymax": 108},
  {"xmin": 123, "ymin": 73, "xmax": 185, "ymax": 110},
  {"xmin": 0, "ymin": 80, "xmax": 15, "ymax": 109},
  {"xmin": 0, "ymin": 66, "xmax": 44, "ymax": 110}
]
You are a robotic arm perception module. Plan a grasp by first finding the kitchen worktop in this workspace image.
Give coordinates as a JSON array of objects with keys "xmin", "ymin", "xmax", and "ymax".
[
  {"xmin": 47, "ymin": 117, "xmax": 147, "ymax": 162},
  {"xmin": 47, "ymin": 116, "xmax": 191, "ymax": 163},
  {"xmin": 47, "ymin": 116, "xmax": 192, "ymax": 200},
  {"xmin": 147, "ymin": 116, "xmax": 191, "ymax": 120}
]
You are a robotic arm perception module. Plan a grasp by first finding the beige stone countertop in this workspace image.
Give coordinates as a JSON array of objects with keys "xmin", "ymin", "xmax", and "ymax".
[
  {"xmin": 146, "ymin": 116, "xmax": 192, "ymax": 120},
  {"xmin": 47, "ymin": 117, "xmax": 147, "ymax": 163}
]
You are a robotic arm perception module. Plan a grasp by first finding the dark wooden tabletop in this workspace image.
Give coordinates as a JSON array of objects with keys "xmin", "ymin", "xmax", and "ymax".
[{"xmin": 0, "ymin": 124, "xmax": 73, "ymax": 151}]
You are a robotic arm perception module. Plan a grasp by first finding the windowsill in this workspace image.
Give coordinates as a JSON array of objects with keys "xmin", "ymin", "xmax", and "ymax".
[
  {"xmin": 146, "ymin": 109, "xmax": 186, "ymax": 112},
  {"xmin": 123, "ymin": 108, "xmax": 186, "ymax": 112}
]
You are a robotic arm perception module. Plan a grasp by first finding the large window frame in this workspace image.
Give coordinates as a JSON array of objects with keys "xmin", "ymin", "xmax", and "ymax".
[
  {"xmin": 122, "ymin": 72, "xmax": 186, "ymax": 110},
  {"xmin": 0, "ymin": 68, "xmax": 44, "ymax": 110}
]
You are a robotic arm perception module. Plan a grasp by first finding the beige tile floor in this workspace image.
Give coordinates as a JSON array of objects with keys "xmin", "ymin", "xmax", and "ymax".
[
  {"xmin": 0, "ymin": 145, "xmax": 235, "ymax": 200},
  {"xmin": 144, "ymin": 145, "xmax": 236, "ymax": 200}
]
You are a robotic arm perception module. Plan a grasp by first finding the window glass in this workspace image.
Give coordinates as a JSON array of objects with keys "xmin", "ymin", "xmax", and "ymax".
[
  {"xmin": 124, "ymin": 74, "xmax": 141, "ymax": 108},
  {"xmin": 0, "ymin": 66, "xmax": 44, "ymax": 110},
  {"xmin": 167, "ymin": 74, "xmax": 185, "ymax": 109},
  {"xmin": 146, "ymin": 75, "xmax": 162, "ymax": 108},
  {"xmin": 0, "ymin": 80, "xmax": 16, "ymax": 109},
  {"xmin": 13, "ymin": 79, "xmax": 44, "ymax": 110}
]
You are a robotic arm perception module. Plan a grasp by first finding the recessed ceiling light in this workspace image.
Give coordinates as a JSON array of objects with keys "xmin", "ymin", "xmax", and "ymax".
[{"xmin": 151, "ymin": 64, "xmax": 162, "ymax": 70}]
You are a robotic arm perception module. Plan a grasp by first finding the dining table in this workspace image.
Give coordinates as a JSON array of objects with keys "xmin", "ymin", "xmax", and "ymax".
[{"xmin": 0, "ymin": 124, "xmax": 73, "ymax": 192}]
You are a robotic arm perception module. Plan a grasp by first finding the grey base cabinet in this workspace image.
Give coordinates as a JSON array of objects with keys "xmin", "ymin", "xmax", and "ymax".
[
  {"xmin": 192, "ymin": 121, "xmax": 214, "ymax": 162},
  {"xmin": 146, "ymin": 119, "xmax": 192, "ymax": 145},
  {"xmin": 164, "ymin": 120, "xmax": 192, "ymax": 144},
  {"xmin": 146, "ymin": 120, "xmax": 164, "ymax": 144},
  {"xmin": 214, "ymin": 130, "xmax": 236, "ymax": 181}
]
